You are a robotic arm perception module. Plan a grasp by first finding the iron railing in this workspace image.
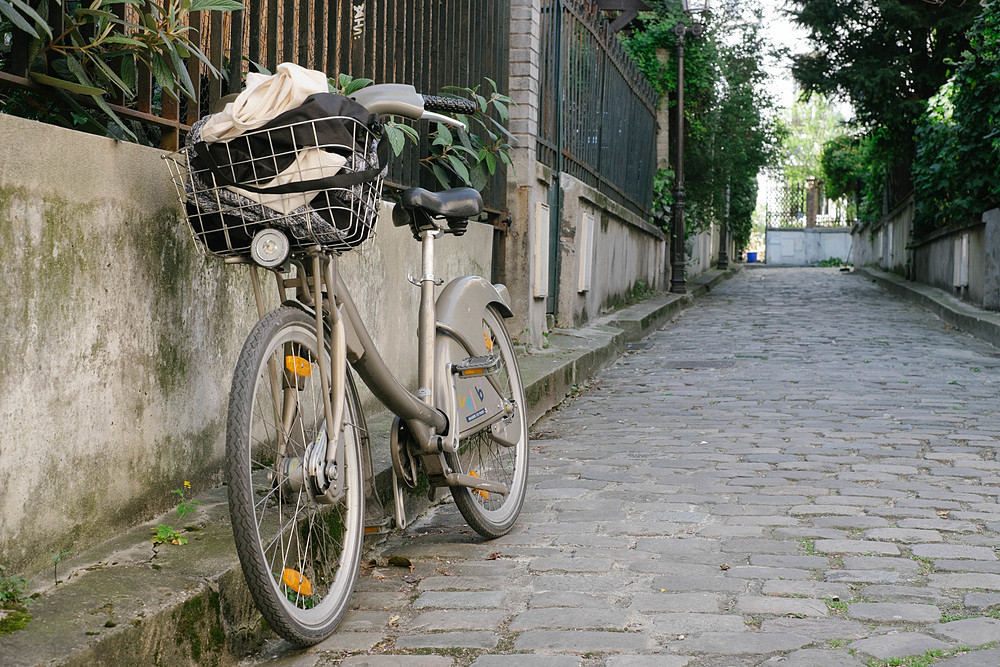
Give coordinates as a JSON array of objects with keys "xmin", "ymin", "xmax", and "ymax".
[
  {"xmin": 0, "ymin": 1, "xmax": 510, "ymax": 210},
  {"xmin": 538, "ymin": 0, "xmax": 658, "ymax": 219}
]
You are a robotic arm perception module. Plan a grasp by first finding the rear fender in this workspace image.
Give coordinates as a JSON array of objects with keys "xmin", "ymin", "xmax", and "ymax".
[{"xmin": 434, "ymin": 277, "xmax": 515, "ymax": 442}]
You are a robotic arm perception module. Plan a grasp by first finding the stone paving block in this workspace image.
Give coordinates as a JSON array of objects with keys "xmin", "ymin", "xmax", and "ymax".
[
  {"xmin": 629, "ymin": 592, "xmax": 723, "ymax": 613},
  {"xmin": 826, "ymin": 570, "xmax": 904, "ymax": 584},
  {"xmin": 789, "ymin": 505, "xmax": 864, "ymax": 517},
  {"xmin": 859, "ymin": 585, "xmax": 945, "ymax": 604},
  {"xmin": 412, "ymin": 591, "xmax": 509, "ymax": 609},
  {"xmin": 393, "ymin": 631, "xmax": 499, "ymax": 650},
  {"xmin": 313, "ymin": 632, "xmax": 386, "ymax": 653},
  {"xmin": 849, "ymin": 632, "xmax": 952, "ymax": 660},
  {"xmin": 749, "ymin": 555, "xmax": 829, "ymax": 569},
  {"xmin": 811, "ymin": 516, "xmax": 890, "ymax": 529},
  {"xmin": 417, "ymin": 576, "xmax": 513, "ymax": 591},
  {"xmin": 847, "ymin": 602, "xmax": 942, "ymax": 624},
  {"xmin": 338, "ymin": 610, "xmax": 395, "ymax": 632},
  {"xmin": 528, "ymin": 557, "xmax": 616, "ymax": 573},
  {"xmin": 513, "ymin": 629, "xmax": 654, "ymax": 652},
  {"xmin": 842, "ymin": 556, "xmax": 921, "ymax": 572},
  {"xmin": 696, "ymin": 525, "xmax": 764, "ymax": 537},
  {"xmin": 911, "ymin": 544, "xmax": 998, "ymax": 560},
  {"xmin": 814, "ymin": 540, "xmax": 901, "ymax": 555},
  {"xmin": 728, "ymin": 566, "xmax": 813, "ymax": 581},
  {"xmin": 772, "ymin": 527, "xmax": 846, "ymax": 540},
  {"xmin": 935, "ymin": 648, "xmax": 1000, "ymax": 666},
  {"xmin": 528, "ymin": 591, "xmax": 613, "ymax": 609},
  {"xmin": 865, "ymin": 528, "xmax": 944, "ymax": 543},
  {"xmin": 898, "ymin": 518, "xmax": 979, "ymax": 533},
  {"xmin": 760, "ymin": 617, "xmax": 871, "ymax": 640},
  {"xmin": 930, "ymin": 574, "xmax": 1000, "ymax": 590},
  {"xmin": 671, "ymin": 631, "xmax": 811, "ymax": 655},
  {"xmin": 932, "ymin": 617, "xmax": 1000, "ymax": 646},
  {"xmin": 963, "ymin": 593, "xmax": 1000, "ymax": 610},
  {"xmin": 762, "ymin": 580, "xmax": 851, "ymax": 599},
  {"xmin": 405, "ymin": 610, "xmax": 507, "ymax": 632},
  {"xmin": 646, "ymin": 613, "xmax": 749, "ymax": 635},
  {"xmin": 719, "ymin": 538, "xmax": 803, "ymax": 555},
  {"xmin": 651, "ymin": 575, "xmax": 748, "ymax": 593},
  {"xmin": 340, "ymin": 657, "xmax": 455, "ymax": 667},
  {"xmin": 735, "ymin": 596, "xmax": 828, "ymax": 617},
  {"xmin": 762, "ymin": 648, "xmax": 868, "ymax": 667},
  {"xmin": 472, "ymin": 658, "xmax": 582, "ymax": 667},
  {"xmin": 604, "ymin": 656, "xmax": 692, "ymax": 667},
  {"xmin": 509, "ymin": 607, "xmax": 629, "ymax": 631},
  {"xmin": 933, "ymin": 560, "xmax": 1000, "ymax": 574}
]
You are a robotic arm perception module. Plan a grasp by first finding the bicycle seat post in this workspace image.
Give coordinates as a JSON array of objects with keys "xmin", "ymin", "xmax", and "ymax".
[{"xmin": 417, "ymin": 229, "xmax": 443, "ymax": 407}]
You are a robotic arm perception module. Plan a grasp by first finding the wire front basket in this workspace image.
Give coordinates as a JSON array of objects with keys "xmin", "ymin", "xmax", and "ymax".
[{"xmin": 165, "ymin": 114, "xmax": 385, "ymax": 258}]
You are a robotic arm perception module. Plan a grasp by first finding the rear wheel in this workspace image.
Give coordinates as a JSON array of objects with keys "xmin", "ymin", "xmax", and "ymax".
[
  {"xmin": 226, "ymin": 307, "xmax": 364, "ymax": 646},
  {"xmin": 446, "ymin": 307, "xmax": 529, "ymax": 538}
]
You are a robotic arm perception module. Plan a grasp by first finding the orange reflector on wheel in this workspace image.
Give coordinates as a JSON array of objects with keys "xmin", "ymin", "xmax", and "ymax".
[
  {"xmin": 286, "ymin": 355, "xmax": 312, "ymax": 377},
  {"xmin": 484, "ymin": 333, "xmax": 494, "ymax": 351},
  {"xmin": 282, "ymin": 568, "xmax": 313, "ymax": 596},
  {"xmin": 469, "ymin": 470, "xmax": 489, "ymax": 500}
]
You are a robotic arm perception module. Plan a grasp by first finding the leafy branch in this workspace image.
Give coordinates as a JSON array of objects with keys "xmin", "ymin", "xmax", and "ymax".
[{"xmin": 2, "ymin": 0, "xmax": 243, "ymax": 140}]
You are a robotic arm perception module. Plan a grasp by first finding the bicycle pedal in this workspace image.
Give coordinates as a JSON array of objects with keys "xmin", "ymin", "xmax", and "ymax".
[
  {"xmin": 364, "ymin": 513, "xmax": 394, "ymax": 536},
  {"xmin": 453, "ymin": 354, "xmax": 501, "ymax": 377}
]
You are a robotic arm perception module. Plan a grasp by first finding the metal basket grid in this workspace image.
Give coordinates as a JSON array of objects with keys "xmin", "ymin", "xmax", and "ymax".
[{"xmin": 165, "ymin": 114, "xmax": 384, "ymax": 258}]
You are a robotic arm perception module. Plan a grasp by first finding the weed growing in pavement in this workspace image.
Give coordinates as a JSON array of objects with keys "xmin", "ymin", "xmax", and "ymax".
[
  {"xmin": 798, "ymin": 539, "xmax": 818, "ymax": 555},
  {"xmin": 51, "ymin": 550, "xmax": 72, "ymax": 586},
  {"xmin": 826, "ymin": 599, "xmax": 849, "ymax": 614},
  {"xmin": 152, "ymin": 482, "xmax": 202, "ymax": 547},
  {"xmin": 0, "ymin": 563, "xmax": 32, "ymax": 635}
]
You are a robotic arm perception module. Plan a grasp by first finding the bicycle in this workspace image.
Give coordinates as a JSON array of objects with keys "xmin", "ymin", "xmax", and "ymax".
[{"xmin": 164, "ymin": 82, "xmax": 529, "ymax": 645}]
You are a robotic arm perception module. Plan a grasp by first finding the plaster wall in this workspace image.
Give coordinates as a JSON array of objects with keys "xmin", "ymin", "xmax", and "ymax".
[
  {"xmin": 765, "ymin": 227, "xmax": 853, "ymax": 266},
  {"xmin": 0, "ymin": 113, "xmax": 491, "ymax": 575},
  {"xmin": 556, "ymin": 173, "xmax": 666, "ymax": 328}
]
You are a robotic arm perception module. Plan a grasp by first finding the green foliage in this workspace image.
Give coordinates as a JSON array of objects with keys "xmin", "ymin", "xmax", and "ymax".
[
  {"xmin": 911, "ymin": 2, "xmax": 1000, "ymax": 235},
  {"xmin": 622, "ymin": 0, "xmax": 784, "ymax": 251},
  {"xmin": 1, "ymin": 0, "xmax": 243, "ymax": 141},
  {"xmin": 821, "ymin": 133, "xmax": 870, "ymax": 201},
  {"xmin": 0, "ymin": 564, "xmax": 29, "ymax": 606},
  {"xmin": 387, "ymin": 78, "xmax": 515, "ymax": 192},
  {"xmin": 151, "ymin": 524, "xmax": 187, "ymax": 546},
  {"xmin": 781, "ymin": 95, "xmax": 845, "ymax": 185},
  {"xmin": 790, "ymin": 0, "xmax": 980, "ymax": 152}
]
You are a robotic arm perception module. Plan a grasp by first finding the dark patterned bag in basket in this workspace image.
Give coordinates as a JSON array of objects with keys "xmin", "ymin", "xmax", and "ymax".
[{"xmin": 170, "ymin": 92, "xmax": 387, "ymax": 257}]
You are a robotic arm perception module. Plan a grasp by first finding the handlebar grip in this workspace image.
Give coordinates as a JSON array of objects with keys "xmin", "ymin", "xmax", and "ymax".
[{"xmin": 422, "ymin": 95, "xmax": 478, "ymax": 115}]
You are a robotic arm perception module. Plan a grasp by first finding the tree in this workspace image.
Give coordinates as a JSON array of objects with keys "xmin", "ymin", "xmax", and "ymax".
[
  {"xmin": 910, "ymin": 2, "xmax": 1000, "ymax": 234},
  {"xmin": 622, "ymin": 0, "xmax": 783, "ymax": 251},
  {"xmin": 781, "ymin": 94, "xmax": 844, "ymax": 185},
  {"xmin": 790, "ymin": 0, "xmax": 980, "ymax": 151}
]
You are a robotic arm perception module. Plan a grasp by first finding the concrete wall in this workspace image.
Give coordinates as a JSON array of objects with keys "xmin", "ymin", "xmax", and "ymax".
[
  {"xmin": 852, "ymin": 195, "xmax": 1000, "ymax": 312},
  {"xmin": 0, "ymin": 113, "xmax": 492, "ymax": 576},
  {"xmin": 765, "ymin": 227, "xmax": 853, "ymax": 266},
  {"xmin": 556, "ymin": 172, "xmax": 666, "ymax": 328},
  {"xmin": 505, "ymin": 0, "xmax": 667, "ymax": 346}
]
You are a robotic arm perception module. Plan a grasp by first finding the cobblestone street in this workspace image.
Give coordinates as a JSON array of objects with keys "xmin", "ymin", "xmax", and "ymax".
[{"xmin": 295, "ymin": 267, "xmax": 1000, "ymax": 666}]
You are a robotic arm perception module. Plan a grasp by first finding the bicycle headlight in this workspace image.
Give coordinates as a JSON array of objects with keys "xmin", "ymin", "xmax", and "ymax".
[{"xmin": 251, "ymin": 228, "xmax": 290, "ymax": 268}]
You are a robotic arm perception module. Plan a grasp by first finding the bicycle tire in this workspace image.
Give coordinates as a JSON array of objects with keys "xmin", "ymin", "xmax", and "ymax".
[
  {"xmin": 445, "ymin": 306, "xmax": 529, "ymax": 538},
  {"xmin": 226, "ymin": 306, "xmax": 365, "ymax": 646}
]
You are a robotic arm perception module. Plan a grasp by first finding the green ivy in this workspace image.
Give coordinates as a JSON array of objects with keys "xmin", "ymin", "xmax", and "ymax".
[
  {"xmin": 621, "ymin": 0, "xmax": 783, "ymax": 252},
  {"xmin": 911, "ymin": 1, "xmax": 1000, "ymax": 236}
]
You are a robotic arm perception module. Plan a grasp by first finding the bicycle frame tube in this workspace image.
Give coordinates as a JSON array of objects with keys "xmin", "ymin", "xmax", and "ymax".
[{"xmin": 331, "ymin": 265, "xmax": 448, "ymax": 444}]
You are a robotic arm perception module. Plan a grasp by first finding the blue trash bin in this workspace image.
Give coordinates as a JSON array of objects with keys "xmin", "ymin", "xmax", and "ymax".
[{"xmin": 747, "ymin": 252, "xmax": 758, "ymax": 263}]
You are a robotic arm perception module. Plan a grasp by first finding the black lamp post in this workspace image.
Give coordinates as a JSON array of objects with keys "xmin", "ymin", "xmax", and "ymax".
[{"xmin": 670, "ymin": 0, "xmax": 710, "ymax": 294}]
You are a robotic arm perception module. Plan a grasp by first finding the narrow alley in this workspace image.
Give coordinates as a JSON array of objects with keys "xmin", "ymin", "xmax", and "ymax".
[{"xmin": 260, "ymin": 267, "xmax": 1000, "ymax": 666}]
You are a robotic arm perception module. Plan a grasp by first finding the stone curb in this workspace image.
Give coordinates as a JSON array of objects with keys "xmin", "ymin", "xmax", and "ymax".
[
  {"xmin": 855, "ymin": 267, "xmax": 1000, "ymax": 349},
  {"xmin": 0, "ymin": 267, "xmax": 739, "ymax": 665}
]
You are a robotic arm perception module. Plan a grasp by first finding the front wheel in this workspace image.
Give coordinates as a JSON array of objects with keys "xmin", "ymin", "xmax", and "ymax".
[
  {"xmin": 446, "ymin": 306, "xmax": 529, "ymax": 538},
  {"xmin": 226, "ymin": 307, "xmax": 365, "ymax": 646}
]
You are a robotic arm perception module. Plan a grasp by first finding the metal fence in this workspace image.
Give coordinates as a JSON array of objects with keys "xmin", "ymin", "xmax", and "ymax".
[
  {"xmin": 0, "ymin": 1, "xmax": 510, "ymax": 209},
  {"xmin": 537, "ymin": 0, "xmax": 658, "ymax": 219}
]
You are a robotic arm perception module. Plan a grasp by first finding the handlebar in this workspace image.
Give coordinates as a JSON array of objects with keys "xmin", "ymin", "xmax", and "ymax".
[{"xmin": 348, "ymin": 84, "xmax": 475, "ymax": 129}]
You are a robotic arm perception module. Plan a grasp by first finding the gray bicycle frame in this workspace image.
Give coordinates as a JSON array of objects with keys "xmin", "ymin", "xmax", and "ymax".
[{"xmin": 242, "ymin": 225, "xmax": 514, "ymax": 508}]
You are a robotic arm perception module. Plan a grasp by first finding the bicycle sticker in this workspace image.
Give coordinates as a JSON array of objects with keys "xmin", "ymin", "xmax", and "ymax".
[{"xmin": 458, "ymin": 378, "xmax": 489, "ymax": 423}]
